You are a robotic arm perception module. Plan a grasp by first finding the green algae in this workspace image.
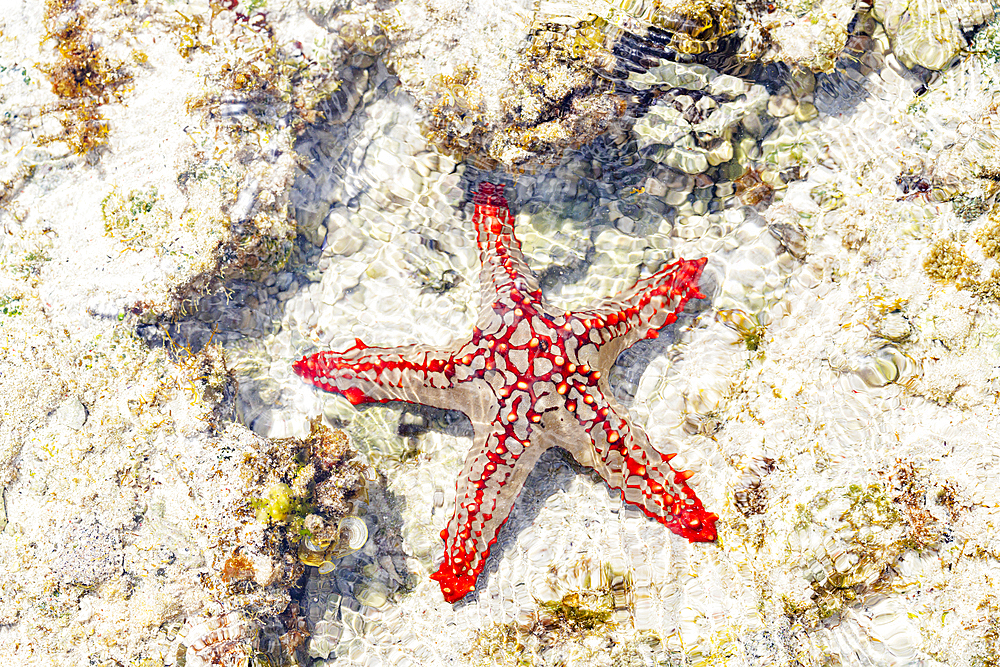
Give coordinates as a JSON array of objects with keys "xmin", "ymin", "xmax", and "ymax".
[{"xmin": 467, "ymin": 591, "xmax": 617, "ymax": 667}]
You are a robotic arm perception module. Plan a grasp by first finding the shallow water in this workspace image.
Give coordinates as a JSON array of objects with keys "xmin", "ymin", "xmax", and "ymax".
[{"xmin": 154, "ymin": 13, "xmax": 1000, "ymax": 666}]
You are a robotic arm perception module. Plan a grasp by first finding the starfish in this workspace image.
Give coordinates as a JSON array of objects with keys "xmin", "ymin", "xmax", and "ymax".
[{"xmin": 294, "ymin": 182, "xmax": 718, "ymax": 603}]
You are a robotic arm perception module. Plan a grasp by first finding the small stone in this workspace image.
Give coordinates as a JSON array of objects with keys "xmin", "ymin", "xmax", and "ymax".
[
  {"xmin": 741, "ymin": 112, "xmax": 769, "ymax": 139},
  {"xmin": 708, "ymin": 73, "xmax": 747, "ymax": 99},
  {"xmin": 296, "ymin": 201, "xmax": 331, "ymax": 246},
  {"xmin": 644, "ymin": 177, "xmax": 667, "ymax": 197},
  {"xmin": 695, "ymin": 96, "xmax": 719, "ymax": 117},
  {"xmin": 633, "ymin": 104, "xmax": 691, "ymax": 148},
  {"xmin": 674, "ymin": 94, "xmax": 695, "ymax": 112},
  {"xmin": 355, "ymin": 581, "xmax": 389, "ymax": 608},
  {"xmin": 695, "ymin": 105, "xmax": 739, "ymax": 138},
  {"xmin": 717, "ymin": 160, "xmax": 746, "ymax": 181},
  {"xmin": 630, "ymin": 60, "xmax": 713, "ymax": 90},
  {"xmin": 742, "ymin": 85, "xmax": 770, "ymax": 114},
  {"xmin": 769, "ymin": 221, "xmax": 808, "ymax": 259},
  {"xmin": 857, "ymin": 349, "xmax": 902, "ymax": 387},
  {"xmin": 735, "ymin": 135, "xmax": 761, "ymax": 162},
  {"xmin": 615, "ymin": 216, "xmax": 636, "ymax": 234},
  {"xmin": 795, "ymin": 102, "xmax": 819, "ymax": 122},
  {"xmin": 706, "ymin": 139, "xmax": 734, "ymax": 166},
  {"xmin": 789, "ymin": 68, "xmax": 816, "ymax": 98},
  {"xmin": 664, "ymin": 187, "xmax": 692, "ymax": 206},
  {"xmin": 56, "ymin": 397, "xmax": 88, "ymax": 431},
  {"xmin": 326, "ymin": 227, "xmax": 365, "ymax": 256},
  {"xmin": 877, "ymin": 311, "xmax": 912, "ymax": 342},
  {"xmin": 767, "ymin": 94, "xmax": 797, "ymax": 118},
  {"xmin": 664, "ymin": 145, "xmax": 710, "ymax": 174}
]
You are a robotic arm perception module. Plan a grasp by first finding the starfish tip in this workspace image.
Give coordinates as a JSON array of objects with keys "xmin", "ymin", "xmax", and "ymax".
[
  {"xmin": 676, "ymin": 509, "xmax": 719, "ymax": 542},
  {"xmin": 430, "ymin": 564, "xmax": 477, "ymax": 603},
  {"xmin": 292, "ymin": 356, "xmax": 311, "ymax": 379}
]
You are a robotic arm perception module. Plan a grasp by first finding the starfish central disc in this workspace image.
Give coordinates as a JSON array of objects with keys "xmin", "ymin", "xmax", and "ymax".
[{"xmin": 295, "ymin": 182, "xmax": 718, "ymax": 603}]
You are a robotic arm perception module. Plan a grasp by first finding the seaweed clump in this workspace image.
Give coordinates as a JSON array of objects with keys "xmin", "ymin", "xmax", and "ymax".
[
  {"xmin": 196, "ymin": 418, "xmax": 367, "ymax": 621},
  {"xmin": 240, "ymin": 419, "xmax": 367, "ymax": 556},
  {"xmin": 467, "ymin": 591, "xmax": 616, "ymax": 666},
  {"xmin": 924, "ymin": 203, "xmax": 1000, "ymax": 301},
  {"xmin": 39, "ymin": 0, "xmax": 132, "ymax": 157},
  {"xmin": 101, "ymin": 186, "xmax": 171, "ymax": 250},
  {"xmin": 923, "ymin": 238, "xmax": 973, "ymax": 284}
]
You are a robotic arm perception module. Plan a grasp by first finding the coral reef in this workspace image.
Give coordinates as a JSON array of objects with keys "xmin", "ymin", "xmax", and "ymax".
[{"xmin": 381, "ymin": 0, "xmax": 747, "ymax": 169}]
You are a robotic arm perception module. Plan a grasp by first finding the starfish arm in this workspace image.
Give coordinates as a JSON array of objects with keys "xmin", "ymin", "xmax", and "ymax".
[
  {"xmin": 548, "ymin": 387, "xmax": 717, "ymax": 542},
  {"xmin": 430, "ymin": 417, "xmax": 547, "ymax": 603},
  {"xmin": 293, "ymin": 339, "xmax": 489, "ymax": 419},
  {"xmin": 470, "ymin": 183, "xmax": 543, "ymax": 332},
  {"xmin": 566, "ymin": 257, "xmax": 708, "ymax": 368}
]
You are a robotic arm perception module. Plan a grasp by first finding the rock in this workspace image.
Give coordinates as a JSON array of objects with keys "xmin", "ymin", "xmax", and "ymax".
[
  {"xmin": 633, "ymin": 103, "xmax": 692, "ymax": 149},
  {"xmin": 877, "ymin": 311, "xmax": 913, "ymax": 342},
  {"xmin": 795, "ymin": 102, "xmax": 819, "ymax": 122},
  {"xmin": 872, "ymin": 0, "xmax": 995, "ymax": 71},
  {"xmin": 790, "ymin": 68, "xmax": 817, "ymax": 98},
  {"xmin": 56, "ymin": 397, "xmax": 88, "ymax": 431},
  {"xmin": 763, "ymin": 4, "xmax": 852, "ymax": 72},
  {"xmin": 628, "ymin": 60, "xmax": 715, "ymax": 91},
  {"xmin": 767, "ymin": 94, "xmax": 798, "ymax": 118},
  {"xmin": 708, "ymin": 73, "xmax": 748, "ymax": 99},
  {"xmin": 326, "ymin": 226, "xmax": 366, "ymax": 256},
  {"xmin": 706, "ymin": 138, "xmax": 735, "ymax": 166},
  {"xmin": 51, "ymin": 518, "xmax": 123, "ymax": 586},
  {"xmin": 665, "ymin": 144, "xmax": 711, "ymax": 175}
]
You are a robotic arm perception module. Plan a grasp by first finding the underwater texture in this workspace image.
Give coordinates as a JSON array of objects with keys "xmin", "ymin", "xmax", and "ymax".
[{"xmin": 2, "ymin": 0, "xmax": 1000, "ymax": 665}]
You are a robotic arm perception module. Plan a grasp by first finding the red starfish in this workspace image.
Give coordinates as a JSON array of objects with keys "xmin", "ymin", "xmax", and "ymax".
[{"xmin": 294, "ymin": 182, "xmax": 718, "ymax": 603}]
